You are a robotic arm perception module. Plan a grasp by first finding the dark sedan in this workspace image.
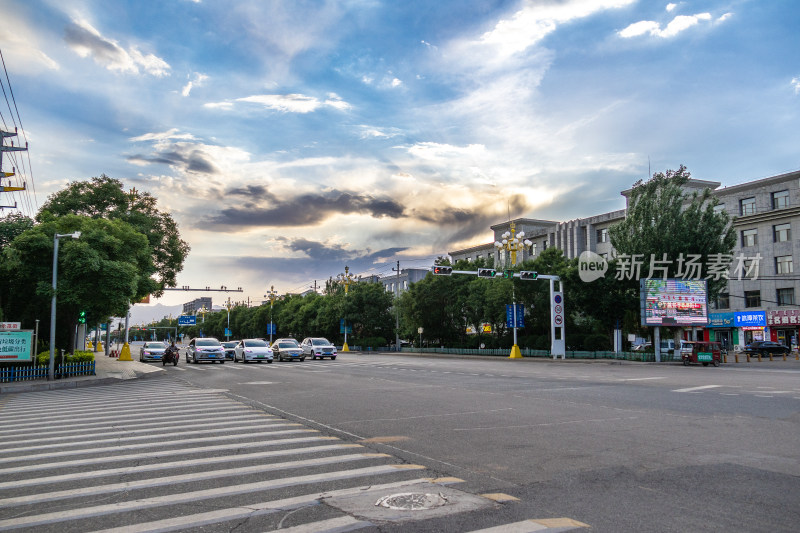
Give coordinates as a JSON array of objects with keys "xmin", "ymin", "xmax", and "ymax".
[
  {"xmin": 221, "ymin": 341, "xmax": 238, "ymax": 360},
  {"xmin": 743, "ymin": 341, "xmax": 790, "ymax": 357},
  {"xmin": 271, "ymin": 338, "xmax": 304, "ymax": 362}
]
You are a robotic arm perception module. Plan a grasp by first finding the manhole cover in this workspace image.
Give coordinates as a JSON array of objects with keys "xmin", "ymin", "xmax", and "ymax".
[{"xmin": 375, "ymin": 492, "xmax": 448, "ymax": 511}]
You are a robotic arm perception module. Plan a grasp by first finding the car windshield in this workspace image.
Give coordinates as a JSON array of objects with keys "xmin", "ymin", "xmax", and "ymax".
[
  {"xmin": 312, "ymin": 338, "xmax": 331, "ymax": 345},
  {"xmin": 144, "ymin": 342, "xmax": 164, "ymax": 349},
  {"xmin": 278, "ymin": 342, "xmax": 297, "ymax": 348},
  {"xmin": 221, "ymin": 342, "xmax": 238, "ymax": 348},
  {"xmin": 245, "ymin": 340, "xmax": 268, "ymax": 347},
  {"xmin": 196, "ymin": 339, "xmax": 221, "ymax": 346}
]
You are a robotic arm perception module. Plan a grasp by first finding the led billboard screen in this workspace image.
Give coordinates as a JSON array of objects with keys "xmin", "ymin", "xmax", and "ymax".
[{"xmin": 640, "ymin": 279, "xmax": 709, "ymax": 326}]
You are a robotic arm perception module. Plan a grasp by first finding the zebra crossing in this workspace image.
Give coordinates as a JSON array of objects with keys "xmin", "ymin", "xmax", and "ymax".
[{"xmin": 0, "ymin": 380, "xmax": 588, "ymax": 532}]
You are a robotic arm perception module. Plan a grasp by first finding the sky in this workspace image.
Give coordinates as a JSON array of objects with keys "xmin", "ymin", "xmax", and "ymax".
[{"xmin": 1, "ymin": 0, "xmax": 798, "ymax": 318}]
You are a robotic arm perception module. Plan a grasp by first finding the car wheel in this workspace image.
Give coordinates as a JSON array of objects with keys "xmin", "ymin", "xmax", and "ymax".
[
  {"xmin": 682, "ymin": 358, "xmax": 689, "ymax": 366},
  {"xmin": 193, "ymin": 355, "xmax": 198, "ymax": 364},
  {"xmin": 162, "ymin": 359, "xmax": 166, "ymax": 366},
  {"xmin": 300, "ymin": 357, "xmax": 305, "ymax": 362},
  {"xmin": 312, "ymin": 355, "xmax": 316, "ymax": 360},
  {"xmin": 712, "ymin": 359, "xmax": 720, "ymax": 367},
  {"xmin": 331, "ymin": 357, "xmax": 336, "ymax": 360},
  {"xmin": 267, "ymin": 360, "xmax": 273, "ymax": 364}
]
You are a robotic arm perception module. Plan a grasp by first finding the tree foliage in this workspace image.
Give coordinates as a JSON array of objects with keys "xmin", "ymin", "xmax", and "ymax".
[
  {"xmin": 609, "ymin": 165, "xmax": 736, "ymax": 298},
  {"xmin": 37, "ymin": 175, "xmax": 190, "ymax": 292}
]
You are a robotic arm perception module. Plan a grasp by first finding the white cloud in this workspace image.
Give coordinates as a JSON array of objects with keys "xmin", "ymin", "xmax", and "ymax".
[
  {"xmin": 64, "ymin": 18, "xmax": 170, "ymax": 76},
  {"xmin": 206, "ymin": 93, "xmax": 351, "ymax": 113},
  {"xmin": 717, "ymin": 12, "xmax": 733, "ymax": 23},
  {"xmin": 129, "ymin": 129, "xmax": 197, "ymax": 142},
  {"xmin": 666, "ymin": 3, "xmax": 678, "ymax": 12},
  {"xmin": 181, "ymin": 72, "xmax": 208, "ymax": 97},
  {"xmin": 618, "ymin": 13, "xmax": 712, "ymax": 39},
  {"xmin": 792, "ymin": 77, "xmax": 800, "ymax": 94},
  {"xmin": 475, "ymin": 0, "xmax": 635, "ymax": 59},
  {"xmin": 0, "ymin": 11, "xmax": 60, "ymax": 74},
  {"xmin": 404, "ymin": 142, "xmax": 488, "ymax": 162}
]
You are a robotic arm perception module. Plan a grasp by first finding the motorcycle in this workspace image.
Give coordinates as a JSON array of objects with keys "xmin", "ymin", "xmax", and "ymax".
[{"xmin": 163, "ymin": 345, "xmax": 179, "ymax": 366}]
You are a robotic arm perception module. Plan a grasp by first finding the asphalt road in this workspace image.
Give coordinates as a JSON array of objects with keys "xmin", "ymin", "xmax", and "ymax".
[{"xmin": 170, "ymin": 351, "xmax": 800, "ymax": 532}]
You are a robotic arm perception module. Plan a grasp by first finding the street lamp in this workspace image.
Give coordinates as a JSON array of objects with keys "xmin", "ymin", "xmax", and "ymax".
[
  {"xmin": 49, "ymin": 231, "xmax": 81, "ymax": 380},
  {"xmin": 224, "ymin": 297, "xmax": 233, "ymax": 340},
  {"xmin": 196, "ymin": 305, "xmax": 208, "ymax": 324},
  {"xmin": 337, "ymin": 266, "xmax": 355, "ymax": 352},
  {"xmin": 265, "ymin": 286, "xmax": 278, "ymax": 343},
  {"xmin": 493, "ymin": 222, "xmax": 531, "ymax": 360}
]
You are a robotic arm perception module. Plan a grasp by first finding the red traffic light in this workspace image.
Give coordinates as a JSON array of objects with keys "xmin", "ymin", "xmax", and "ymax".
[{"xmin": 432, "ymin": 266, "xmax": 453, "ymax": 275}]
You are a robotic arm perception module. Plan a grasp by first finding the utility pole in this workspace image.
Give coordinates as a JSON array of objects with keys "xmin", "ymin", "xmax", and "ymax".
[
  {"xmin": 392, "ymin": 261, "xmax": 400, "ymax": 351},
  {"xmin": 0, "ymin": 128, "xmax": 27, "ymax": 210}
]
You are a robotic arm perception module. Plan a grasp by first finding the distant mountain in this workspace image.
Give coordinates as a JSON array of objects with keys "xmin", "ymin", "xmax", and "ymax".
[{"xmin": 128, "ymin": 303, "xmax": 184, "ymax": 326}]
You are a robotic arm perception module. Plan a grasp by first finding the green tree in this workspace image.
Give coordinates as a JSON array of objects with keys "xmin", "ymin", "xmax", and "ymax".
[
  {"xmin": 36, "ymin": 175, "xmax": 190, "ymax": 292},
  {"xmin": 0, "ymin": 212, "xmax": 34, "ymax": 251},
  {"xmin": 609, "ymin": 165, "xmax": 736, "ymax": 299},
  {"xmin": 1, "ymin": 214, "xmax": 158, "ymax": 350}
]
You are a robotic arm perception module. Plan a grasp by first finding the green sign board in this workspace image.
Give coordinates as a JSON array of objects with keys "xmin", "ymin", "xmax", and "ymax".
[
  {"xmin": 697, "ymin": 352, "xmax": 713, "ymax": 362},
  {"xmin": 0, "ymin": 330, "xmax": 33, "ymax": 362}
]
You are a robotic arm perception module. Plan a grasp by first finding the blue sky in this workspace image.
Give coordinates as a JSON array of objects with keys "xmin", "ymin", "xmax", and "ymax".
[{"xmin": 1, "ymin": 0, "xmax": 798, "ymax": 312}]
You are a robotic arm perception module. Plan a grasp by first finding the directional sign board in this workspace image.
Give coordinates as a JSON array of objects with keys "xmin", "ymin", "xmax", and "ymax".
[{"xmin": 178, "ymin": 315, "xmax": 197, "ymax": 326}]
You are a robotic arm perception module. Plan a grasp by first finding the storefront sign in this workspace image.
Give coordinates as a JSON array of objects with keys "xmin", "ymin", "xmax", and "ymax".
[
  {"xmin": 734, "ymin": 311, "xmax": 766, "ymax": 328},
  {"xmin": 0, "ymin": 322, "xmax": 21, "ymax": 330},
  {"xmin": 767, "ymin": 309, "xmax": 800, "ymax": 326},
  {"xmin": 708, "ymin": 312, "xmax": 734, "ymax": 328}
]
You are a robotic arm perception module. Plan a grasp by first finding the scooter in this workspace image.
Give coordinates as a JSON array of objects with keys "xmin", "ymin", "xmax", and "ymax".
[{"xmin": 163, "ymin": 346, "xmax": 179, "ymax": 366}]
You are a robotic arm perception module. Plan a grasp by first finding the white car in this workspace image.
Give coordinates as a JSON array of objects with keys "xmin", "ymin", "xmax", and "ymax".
[
  {"xmin": 300, "ymin": 337, "xmax": 337, "ymax": 360},
  {"xmin": 185, "ymin": 337, "xmax": 226, "ymax": 364},
  {"xmin": 234, "ymin": 338, "xmax": 274, "ymax": 363}
]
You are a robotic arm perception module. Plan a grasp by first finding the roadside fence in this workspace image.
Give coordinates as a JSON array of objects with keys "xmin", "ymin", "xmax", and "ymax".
[{"xmin": 0, "ymin": 362, "xmax": 96, "ymax": 383}]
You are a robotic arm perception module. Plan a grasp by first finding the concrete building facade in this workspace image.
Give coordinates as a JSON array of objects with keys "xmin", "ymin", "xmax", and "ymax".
[{"xmin": 446, "ymin": 170, "xmax": 800, "ymax": 349}]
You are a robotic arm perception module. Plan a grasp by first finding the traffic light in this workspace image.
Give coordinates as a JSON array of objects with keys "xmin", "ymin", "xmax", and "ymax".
[
  {"xmin": 432, "ymin": 265, "xmax": 453, "ymax": 276},
  {"xmin": 503, "ymin": 269, "xmax": 514, "ymax": 279},
  {"xmin": 477, "ymin": 268, "xmax": 497, "ymax": 278},
  {"xmin": 519, "ymin": 271, "xmax": 538, "ymax": 280},
  {"xmin": 78, "ymin": 310, "xmax": 86, "ymax": 324}
]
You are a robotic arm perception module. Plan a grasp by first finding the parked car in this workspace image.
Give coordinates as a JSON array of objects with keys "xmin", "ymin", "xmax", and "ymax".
[
  {"xmin": 743, "ymin": 341, "xmax": 790, "ymax": 357},
  {"xmin": 235, "ymin": 338, "xmax": 274, "ymax": 363},
  {"xmin": 271, "ymin": 338, "xmax": 304, "ymax": 361},
  {"xmin": 221, "ymin": 341, "xmax": 238, "ymax": 360},
  {"xmin": 139, "ymin": 341, "xmax": 167, "ymax": 362},
  {"xmin": 185, "ymin": 337, "xmax": 226, "ymax": 364},
  {"xmin": 300, "ymin": 337, "xmax": 337, "ymax": 360}
]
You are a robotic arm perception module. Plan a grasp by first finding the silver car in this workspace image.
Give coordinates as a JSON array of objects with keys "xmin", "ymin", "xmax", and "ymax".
[
  {"xmin": 300, "ymin": 337, "xmax": 337, "ymax": 360},
  {"xmin": 139, "ymin": 341, "xmax": 167, "ymax": 362},
  {"xmin": 271, "ymin": 338, "xmax": 304, "ymax": 362},
  {"xmin": 185, "ymin": 337, "xmax": 226, "ymax": 364}
]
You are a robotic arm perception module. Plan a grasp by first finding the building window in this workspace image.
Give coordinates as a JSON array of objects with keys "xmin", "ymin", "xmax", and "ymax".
[
  {"xmin": 773, "ymin": 223, "xmax": 791, "ymax": 242},
  {"xmin": 531, "ymin": 242, "xmax": 537, "ymax": 255},
  {"xmin": 403, "ymin": 280, "xmax": 408, "ymax": 290},
  {"xmin": 744, "ymin": 290, "xmax": 761, "ymax": 308},
  {"xmin": 776, "ymin": 255, "xmax": 793, "ymax": 274},
  {"xmin": 596, "ymin": 228, "xmax": 608, "ymax": 243},
  {"xmin": 741, "ymin": 228, "xmax": 758, "ymax": 247},
  {"xmin": 542, "ymin": 240, "xmax": 548, "ymax": 250},
  {"xmin": 740, "ymin": 197, "xmax": 756, "ymax": 216},
  {"xmin": 777, "ymin": 288, "xmax": 795, "ymax": 306},
  {"xmin": 772, "ymin": 190, "xmax": 789, "ymax": 210},
  {"xmin": 712, "ymin": 293, "xmax": 730, "ymax": 309}
]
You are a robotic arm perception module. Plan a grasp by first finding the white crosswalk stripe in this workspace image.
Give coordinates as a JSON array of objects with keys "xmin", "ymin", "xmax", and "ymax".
[{"xmin": 0, "ymin": 379, "xmax": 587, "ymax": 532}]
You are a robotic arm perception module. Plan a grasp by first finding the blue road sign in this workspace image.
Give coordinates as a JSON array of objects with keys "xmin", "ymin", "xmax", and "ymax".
[
  {"xmin": 178, "ymin": 315, "xmax": 197, "ymax": 326},
  {"xmin": 266, "ymin": 323, "xmax": 276, "ymax": 335},
  {"xmin": 506, "ymin": 304, "xmax": 525, "ymax": 328}
]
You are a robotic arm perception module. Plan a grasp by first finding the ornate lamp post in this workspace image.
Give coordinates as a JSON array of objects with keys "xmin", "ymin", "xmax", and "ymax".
[
  {"xmin": 265, "ymin": 286, "xmax": 278, "ymax": 343},
  {"xmin": 197, "ymin": 305, "xmax": 208, "ymax": 324},
  {"xmin": 493, "ymin": 221, "xmax": 532, "ymax": 267},
  {"xmin": 494, "ymin": 222, "xmax": 532, "ymax": 359},
  {"xmin": 337, "ymin": 266, "xmax": 355, "ymax": 352}
]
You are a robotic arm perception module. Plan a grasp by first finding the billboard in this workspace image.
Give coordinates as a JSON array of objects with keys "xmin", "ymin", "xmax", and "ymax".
[
  {"xmin": 0, "ymin": 330, "xmax": 33, "ymax": 361},
  {"xmin": 640, "ymin": 279, "xmax": 708, "ymax": 326}
]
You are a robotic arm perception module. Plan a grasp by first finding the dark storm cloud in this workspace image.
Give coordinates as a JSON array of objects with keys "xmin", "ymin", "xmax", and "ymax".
[
  {"xmin": 206, "ymin": 189, "xmax": 406, "ymax": 228},
  {"xmin": 127, "ymin": 146, "xmax": 218, "ymax": 174},
  {"xmin": 276, "ymin": 237, "xmax": 408, "ymax": 263}
]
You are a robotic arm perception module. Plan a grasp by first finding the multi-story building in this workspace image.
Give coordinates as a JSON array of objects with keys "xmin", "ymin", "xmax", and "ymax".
[
  {"xmin": 182, "ymin": 297, "xmax": 212, "ymax": 315},
  {"xmin": 378, "ymin": 268, "xmax": 430, "ymax": 295},
  {"xmin": 447, "ymin": 170, "xmax": 800, "ymax": 349}
]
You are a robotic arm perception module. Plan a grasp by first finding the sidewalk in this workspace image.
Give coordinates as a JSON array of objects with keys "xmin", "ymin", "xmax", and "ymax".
[{"xmin": 0, "ymin": 349, "xmax": 165, "ymax": 394}]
